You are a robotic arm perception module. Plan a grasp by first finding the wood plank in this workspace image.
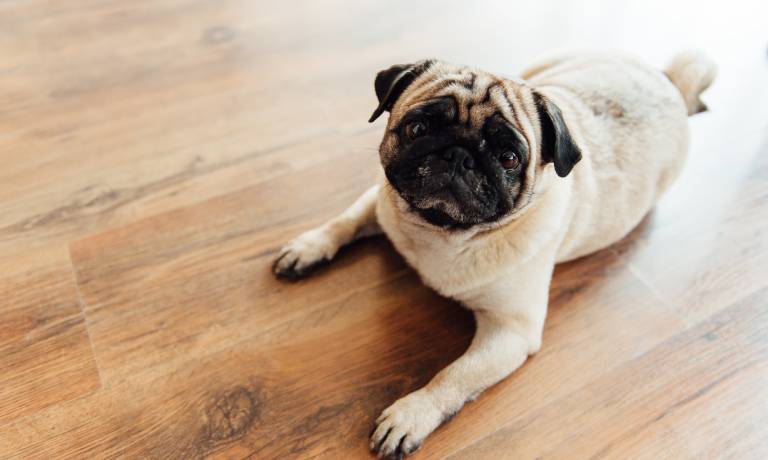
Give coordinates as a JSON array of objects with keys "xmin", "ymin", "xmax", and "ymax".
[
  {"xmin": 0, "ymin": 254, "xmax": 474, "ymax": 459},
  {"xmin": 68, "ymin": 148, "xmax": 382, "ymax": 384},
  {"xmin": 0, "ymin": 0, "xmax": 503, "ymax": 256},
  {"xmin": 0, "ymin": 246, "xmax": 100, "ymax": 425},
  {"xmin": 623, "ymin": 134, "xmax": 768, "ymax": 325},
  {"xmin": 448, "ymin": 288, "xmax": 768, "ymax": 460},
  {"xmin": 0, "ymin": 0, "xmax": 385, "ymax": 253}
]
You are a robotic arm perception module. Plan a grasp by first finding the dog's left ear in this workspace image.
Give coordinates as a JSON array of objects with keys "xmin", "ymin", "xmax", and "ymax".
[
  {"xmin": 532, "ymin": 91, "xmax": 582, "ymax": 177},
  {"xmin": 369, "ymin": 60, "xmax": 434, "ymax": 123}
]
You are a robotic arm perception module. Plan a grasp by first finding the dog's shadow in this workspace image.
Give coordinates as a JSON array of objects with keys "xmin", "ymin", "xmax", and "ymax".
[
  {"xmin": 278, "ymin": 211, "xmax": 654, "ymax": 389},
  {"xmin": 549, "ymin": 213, "xmax": 654, "ymax": 311},
  {"xmin": 252, "ymin": 215, "xmax": 654, "ymax": 454},
  {"xmin": 288, "ymin": 234, "xmax": 474, "ymax": 395}
]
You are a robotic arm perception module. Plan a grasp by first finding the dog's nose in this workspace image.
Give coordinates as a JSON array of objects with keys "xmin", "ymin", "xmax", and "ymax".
[{"xmin": 442, "ymin": 146, "xmax": 474, "ymax": 170}]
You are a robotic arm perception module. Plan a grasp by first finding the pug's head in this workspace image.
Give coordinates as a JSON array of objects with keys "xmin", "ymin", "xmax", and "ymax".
[{"xmin": 370, "ymin": 60, "xmax": 582, "ymax": 229}]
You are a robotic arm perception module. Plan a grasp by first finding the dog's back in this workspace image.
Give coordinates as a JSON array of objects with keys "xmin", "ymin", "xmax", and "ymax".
[{"xmin": 524, "ymin": 51, "xmax": 716, "ymax": 262}]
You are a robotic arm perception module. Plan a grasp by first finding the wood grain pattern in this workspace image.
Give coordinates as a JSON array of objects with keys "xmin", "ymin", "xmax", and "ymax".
[
  {"xmin": 449, "ymin": 288, "xmax": 768, "ymax": 460},
  {"xmin": 1, "ymin": 251, "xmax": 475, "ymax": 459},
  {"xmin": 70, "ymin": 150, "xmax": 381, "ymax": 383},
  {"xmin": 0, "ymin": 0, "xmax": 766, "ymax": 458},
  {"xmin": 0, "ymin": 246, "xmax": 100, "ymax": 425}
]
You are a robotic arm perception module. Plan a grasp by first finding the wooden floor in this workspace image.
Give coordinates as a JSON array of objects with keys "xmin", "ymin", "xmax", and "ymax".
[{"xmin": 1, "ymin": 1, "xmax": 767, "ymax": 458}]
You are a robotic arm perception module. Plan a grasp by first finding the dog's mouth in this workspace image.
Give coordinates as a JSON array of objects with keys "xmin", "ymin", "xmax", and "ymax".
[{"xmin": 386, "ymin": 166, "xmax": 504, "ymax": 229}]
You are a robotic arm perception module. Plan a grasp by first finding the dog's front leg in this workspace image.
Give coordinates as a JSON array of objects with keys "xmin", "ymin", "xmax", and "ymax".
[
  {"xmin": 273, "ymin": 185, "xmax": 381, "ymax": 279},
  {"xmin": 371, "ymin": 258, "xmax": 553, "ymax": 458}
]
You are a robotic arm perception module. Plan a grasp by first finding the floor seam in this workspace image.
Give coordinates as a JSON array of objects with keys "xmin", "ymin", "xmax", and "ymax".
[
  {"xmin": 66, "ymin": 243, "xmax": 106, "ymax": 390},
  {"xmin": 624, "ymin": 260, "xmax": 685, "ymax": 318}
]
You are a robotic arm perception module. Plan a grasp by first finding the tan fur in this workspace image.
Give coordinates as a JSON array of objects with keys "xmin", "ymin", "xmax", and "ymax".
[
  {"xmin": 664, "ymin": 50, "xmax": 718, "ymax": 115},
  {"xmin": 274, "ymin": 50, "xmax": 715, "ymax": 457}
]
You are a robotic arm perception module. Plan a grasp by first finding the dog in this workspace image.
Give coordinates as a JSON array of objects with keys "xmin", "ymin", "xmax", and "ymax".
[{"xmin": 273, "ymin": 50, "xmax": 716, "ymax": 458}]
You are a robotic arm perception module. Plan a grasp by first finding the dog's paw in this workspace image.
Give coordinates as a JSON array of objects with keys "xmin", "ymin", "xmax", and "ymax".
[
  {"xmin": 370, "ymin": 389, "xmax": 445, "ymax": 459},
  {"xmin": 273, "ymin": 228, "xmax": 337, "ymax": 280}
]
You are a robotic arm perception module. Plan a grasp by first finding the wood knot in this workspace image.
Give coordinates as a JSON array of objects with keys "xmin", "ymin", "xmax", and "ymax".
[{"xmin": 204, "ymin": 386, "xmax": 259, "ymax": 443}]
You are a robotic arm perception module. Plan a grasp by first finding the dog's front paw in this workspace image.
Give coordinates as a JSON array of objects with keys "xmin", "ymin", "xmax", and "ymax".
[
  {"xmin": 273, "ymin": 227, "xmax": 337, "ymax": 280},
  {"xmin": 371, "ymin": 389, "xmax": 445, "ymax": 459}
]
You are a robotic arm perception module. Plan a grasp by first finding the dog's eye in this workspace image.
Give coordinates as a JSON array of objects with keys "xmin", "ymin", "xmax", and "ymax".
[
  {"xmin": 405, "ymin": 121, "xmax": 428, "ymax": 139},
  {"xmin": 500, "ymin": 152, "xmax": 520, "ymax": 170}
]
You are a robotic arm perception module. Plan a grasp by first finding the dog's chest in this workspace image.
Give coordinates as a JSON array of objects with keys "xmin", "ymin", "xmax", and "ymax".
[
  {"xmin": 388, "ymin": 228, "xmax": 478, "ymax": 297},
  {"xmin": 376, "ymin": 195, "xmax": 503, "ymax": 298}
]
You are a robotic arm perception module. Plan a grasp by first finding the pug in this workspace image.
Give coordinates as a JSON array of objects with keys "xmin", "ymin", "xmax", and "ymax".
[{"xmin": 273, "ymin": 50, "xmax": 715, "ymax": 458}]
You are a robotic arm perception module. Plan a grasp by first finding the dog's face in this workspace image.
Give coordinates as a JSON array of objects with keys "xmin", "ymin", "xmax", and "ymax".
[{"xmin": 370, "ymin": 60, "xmax": 582, "ymax": 229}]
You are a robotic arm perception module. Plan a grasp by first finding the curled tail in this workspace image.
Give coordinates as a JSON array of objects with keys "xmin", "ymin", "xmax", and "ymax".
[{"xmin": 664, "ymin": 50, "xmax": 717, "ymax": 115}]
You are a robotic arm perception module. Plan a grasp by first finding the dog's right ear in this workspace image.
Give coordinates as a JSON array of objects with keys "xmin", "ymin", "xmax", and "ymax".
[{"xmin": 369, "ymin": 60, "xmax": 434, "ymax": 123}]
